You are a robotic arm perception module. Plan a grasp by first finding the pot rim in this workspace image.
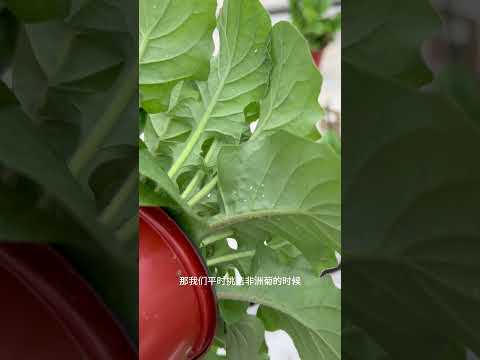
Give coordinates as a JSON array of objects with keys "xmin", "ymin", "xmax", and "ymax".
[{"xmin": 140, "ymin": 207, "xmax": 217, "ymax": 359}]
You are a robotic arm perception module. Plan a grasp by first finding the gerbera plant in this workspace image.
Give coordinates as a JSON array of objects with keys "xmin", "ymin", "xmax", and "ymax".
[{"xmin": 139, "ymin": 0, "xmax": 341, "ymax": 358}]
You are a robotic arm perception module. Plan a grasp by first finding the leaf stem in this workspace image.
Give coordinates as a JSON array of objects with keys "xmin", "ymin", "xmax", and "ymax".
[
  {"xmin": 69, "ymin": 65, "xmax": 137, "ymax": 176},
  {"xmin": 181, "ymin": 171, "xmax": 203, "ymax": 199},
  {"xmin": 115, "ymin": 215, "xmax": 137, "ymax": 242},
  {"xmin": 168, "ymin": 79, "xmax": 226, "ymax": 178},
  {"xmin": 206, "ymin": 241, "xmax": 289, "ymax": 266},
  {"xmin": 181, "ymin": 140, "xmax": 219, "ymax": 200},
  {"xmin": 201, "ymin": 229, "xmax": 234, "ymax": 247},
  {"xmin": 207, "ymin": 250, "xmax": 256, "ymax": 267},
  {"xmin": 187, "ymin": 176, "xmax": 218, "ymax": 207},
  {"xmin": 100, "ymin": 169, "xmax": 137, "ymax": 225}
]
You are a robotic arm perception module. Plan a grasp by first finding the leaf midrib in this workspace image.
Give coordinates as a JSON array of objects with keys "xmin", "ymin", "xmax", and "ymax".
[
  {"xmin": 209, "ymin": 208, "xmax": 341, "ymax": 232},
  {"xmin": 139, "ymin": 0, "xmax": 172, "ymax": 61}
]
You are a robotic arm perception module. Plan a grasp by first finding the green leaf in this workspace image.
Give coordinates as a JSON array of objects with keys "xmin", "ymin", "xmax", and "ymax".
[
  {"xmin": 69, "ymin": 0, "xmax": 133, "ymax": 33},
  {"xmin": 88, "ymin": 146, "xmax": 137, "ymax": 217},
  {"xmin": 0, "ymin": 104, "xmax": 110, "ymax": 248},
  {"xmin": 4, "ymin": 0, "xmax": 70, "ymax": 23},
  {"xmin": 13, "ymin": 22, "xmax": 124, "ymax": 117},
  {"xmin": 139, "ymin": 147, "xmax": 209, "ymax": 242},
  {"xmin": 139, "ymin": 146, "xmax": 181, "ymax": 206},
  {"xmin": 342, "ymin": 0, "xmax": 440, "ymax": 85},
  {"xmin": 226, "ymin": 315, "xmax": 266, "ymax": 360},
  {"xmin": 139, "ymin": 0, "xmax": 216, "ymax": 91},
  {"xmin": 431, "ymin": 64, "xmax": 480, "ymax": 130},
  {"xmin": 343, "ymin": 323, "xmax": 389, "ymax": 360},
  {"xmin": 217, "ymin": 246, "xmax": 341, "ymax": 360},
  {"xmin": 167, "ymin": 0, "xmax": 272, "ymax": 177},
  {"xmin": 214, "ymin": 131, "xmax": 341, "ymax": 274},
  {"xmin": 0, "ymin": 182, "xmax": 76, "ymax": 243},
  {"xmin": 219, "ymin": 299, "xmax": 249, "ymax": 325},
  {"xmin": 254, "ymin": 21, "xmax": 323, "ymax": 140},
  {"xmin": 344, "ymin": 63, "xmax": 480, "ymax": 356}
]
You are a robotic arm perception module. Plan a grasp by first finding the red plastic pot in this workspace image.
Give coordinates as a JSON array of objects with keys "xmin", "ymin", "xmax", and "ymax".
[
  {"xmin": 0, "ymin": 244, "xmax": 136, "ymax": 359},
  {"xmin": 311, "ymin": 48, "xmax": 325, "ymax": 68},
  {"xmin": 140, "ymin": 207, "xmax": 217, "ymax": 360}
]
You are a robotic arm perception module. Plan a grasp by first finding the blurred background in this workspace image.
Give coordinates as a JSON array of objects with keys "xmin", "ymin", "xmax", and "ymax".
[{"xmin": 426, "ymin": 0, "xmax": 480, "ymax": 76}]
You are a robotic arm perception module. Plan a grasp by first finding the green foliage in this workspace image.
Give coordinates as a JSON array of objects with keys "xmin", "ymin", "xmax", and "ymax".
[
  {"xmin": 140, "ymin": 0, "xmax": 340, "ymax": 357},
  {"xmin": 289, "ymin": 0, "xmax": 341, "ymax": 50},
  {"xmin": 0, "ymin": 0, "xmax": 138, "ymax": 341},
  {"xmin": 342, "ymin": 0, "xmax": 440, "ymax": 86},
  {"xmin": 4, "ymin": 0, "xmax": 70, "ymax": 23},
  {"xmin": 343, "ymin": 0, "xmax": 480, "ymax": 358}
]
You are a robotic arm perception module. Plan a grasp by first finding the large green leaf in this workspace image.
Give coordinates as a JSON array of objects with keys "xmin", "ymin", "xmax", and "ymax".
[
  {"xmin": 214, "ymin": 131, "xmax": 340, "ymax": 274},
  {"xmin": 139, "ymin": 0, "xmax": 216, "ymax": 93},
  {"xmin": 343, "ymin": 63, "xmax": 480, "ymax": 356},
  {"xmin": 217, "ymin": 247, "xmax": 341, "ymax": 360},
  {"xmin": 254, "ymin": 21, "xmax": 323, "ymax": 140},
  {"xmin": 164, "ymin": 0, "xmax": 272, "ymax": 178}
]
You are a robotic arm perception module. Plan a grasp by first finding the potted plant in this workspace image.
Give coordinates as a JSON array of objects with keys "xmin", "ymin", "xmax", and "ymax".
[
  {"xmin": 0, "ymin": 0, "xmax": 138, "ymax": 356},
  {"xmin": 139, "ymin": 0, "xmax": 341, "ymax": 358},
  {"xmin": 289, "ymin": 0, "xmax": 341, "ymax": 67}
]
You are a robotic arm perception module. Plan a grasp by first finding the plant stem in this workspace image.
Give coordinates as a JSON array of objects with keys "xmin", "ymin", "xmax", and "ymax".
[
  {"xmin": 100, "ymin": 170, "xmax": 137, "ymax": 225},
  {"xmin": 168, "ymin": 79, "xmax": 226, "ymax": 178},
  {"xmin": 69, "ymin": 65, "xmax": 137, "ymax": 176},
  {"xmin": 214, "ymin": 336, "xmax": 226, "ymax": 346},
  {"xmin": 181, "ymin": 171, "xmax": 203, "ymax": 199},
  {"xmin": 116, "ymin": 215, "xmax": 137, "ymax": 242},
  {"xmin": 207, "ymin": 250, "xmax": 256, "ymax": 267},
  {"xmin": 187, "ymin": 176, "xmax": 218, "ymax": 207},
  {"xmin": 201, "ymin": 229, "xmax": 234, "ymax": 247},
  {"xmin": 181, "ymin": 140, "xmax": 219, "ymax": 200},
  {"xmin": 206, "ymin": 241, "xmax": 289, "ymax": 266}
]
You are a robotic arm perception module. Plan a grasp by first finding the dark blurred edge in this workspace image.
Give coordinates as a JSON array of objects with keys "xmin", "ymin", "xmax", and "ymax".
[
  {"xmin": 343, "ymin": 0, "xmax": 480, "ymax": 359},
  {"xmin": 0, "ymin": 0, "xmax": 139, "ymax": 356}
]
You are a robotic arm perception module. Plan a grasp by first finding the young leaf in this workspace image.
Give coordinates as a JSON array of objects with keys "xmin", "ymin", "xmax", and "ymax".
[{"xmin": 214, "ymin": 131, "xmax": 341, "ymax": 274}]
